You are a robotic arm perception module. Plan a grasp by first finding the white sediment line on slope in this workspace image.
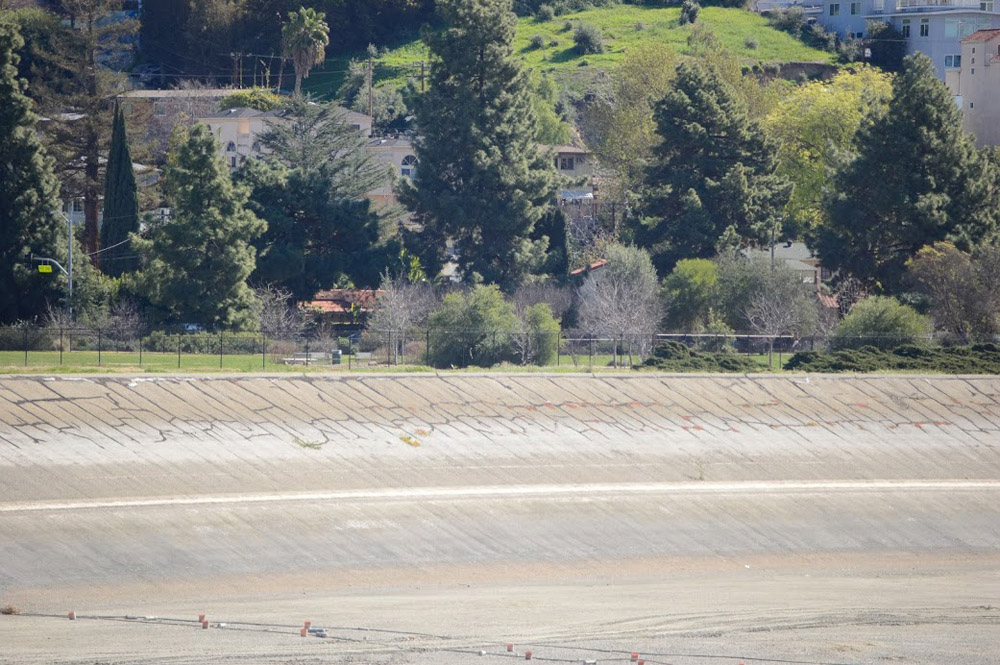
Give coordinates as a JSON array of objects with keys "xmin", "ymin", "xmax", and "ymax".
[{"xmin": 1, "ymin": 480, "xmax": 999, "ymax": 513}]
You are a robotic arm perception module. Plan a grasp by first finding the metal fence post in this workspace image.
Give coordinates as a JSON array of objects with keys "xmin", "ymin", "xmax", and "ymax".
[
  {"xmin": 97, "ymin": 329, "xmax": 102, "ymax": 367},
  {"xmin": 138, "ymin": 331, "xmax": 143, "ymax": 366},
  {"xmin": 219, "ymin": 331, "xmax": 224, "ymax": 369},
  {"xmin": 177, "ymin": 334, "xmax": 181, "ymax": 369},
  {"xmin": 556, "ymin": 331, "xmax": 561, "ymax": 367},
  {"xmin": 425, "ymin": 329, "xmax": 431, "ymax": 368},
  {"xmin": 305, "ymin": 338, "xmax": 310, "ymax": 366},
  {"xmin": 23, "ymin": 326, "xmax": 28, "ymax": 366},
  {"xmin": 59, "ymin": 327, "xmax": 64, "ymax": 366},
  {"xmin": 262, "ymin": 334, "xmax": 266, "ymax": 370}
]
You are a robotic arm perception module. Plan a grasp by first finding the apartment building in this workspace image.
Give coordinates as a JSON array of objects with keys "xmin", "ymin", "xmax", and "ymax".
[{"xmin": 946, "ymin": 29, "xmax": 1000, "ymax": 145}]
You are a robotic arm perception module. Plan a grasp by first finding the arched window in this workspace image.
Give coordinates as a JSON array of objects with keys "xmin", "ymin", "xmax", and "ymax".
[
  {"xmin": 401, "ymin": 154, "xmax": 417, "ymax": 178},
  {"xmin": 226, "ymin": 141, "xmax": 236, "ymax": 152}
]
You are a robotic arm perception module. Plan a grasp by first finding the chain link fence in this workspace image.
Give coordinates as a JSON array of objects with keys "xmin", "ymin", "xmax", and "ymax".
[{"xmin": 0, "ymin": 325, "xmax": 966, "ymax": 370}]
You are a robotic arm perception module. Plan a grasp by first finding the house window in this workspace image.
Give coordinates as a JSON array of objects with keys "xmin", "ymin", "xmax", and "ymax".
[
  {"xmin": 970, "ymin": 102, "xmax": 974, "ymax": 109},
  {"xmin": 945, "ymin": 54, "xmax": 961, "ymax": 68},
  {"xmin": 72, "ymin": 199, "xmax": 84, "ymax": 213},
  {"xmin": 230, "ymin": 156, "xmax": 237, "ymax": 168},
  {"xmin": 401, "ymin": 154, "xmax": 417, "ymax": 178},
  {"xmin": 226, "ymin": 141, "xmax": 236, "ymax": 152},
  {"xmin": 920, "ymin": 19, "xmax": 929, "ymax": 37},
  {"xmin": 901, "ymin": 19, "xmax": 910, "ymax": 38},
  {"xmin": 560, "ymin": 156, "xmax": 575, "ymax": 170},
  {"xmin": 982, "ymin": 1, "xmax": 994, "ymax": 10},
  {"xmin": 829, "ymin": 3, "xmax": 840, "ymax": 15},
  {"xmin": 850, "ymin": 2, "xmax": 860, "ymax": 14},
  {"xmin": 945, "ymin": 19, "xmax": 958, "ymax": 38},
  {"xmin": 971, "ymin": 67, "xmax": 975, "ymax": 75}
]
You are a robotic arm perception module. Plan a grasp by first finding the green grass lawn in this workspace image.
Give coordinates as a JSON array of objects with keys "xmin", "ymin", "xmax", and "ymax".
[
  {"xmin": 0, "ymin": 348, "xmax": 778, "ymax": 374},
  {"xmin": 305, "ymin": 6, "xmax": 833, "ymax": 98}
]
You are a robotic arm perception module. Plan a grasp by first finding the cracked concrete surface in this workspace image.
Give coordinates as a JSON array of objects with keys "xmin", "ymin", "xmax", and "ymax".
[{"xmin": 1, "ymin": 373, "xmax": 999, "ymax": 665}]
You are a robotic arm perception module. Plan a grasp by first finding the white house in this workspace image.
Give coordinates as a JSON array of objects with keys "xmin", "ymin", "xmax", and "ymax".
[{"xmin": 946, "ymin": 28, "xmax": 1000, "ymax": 145}]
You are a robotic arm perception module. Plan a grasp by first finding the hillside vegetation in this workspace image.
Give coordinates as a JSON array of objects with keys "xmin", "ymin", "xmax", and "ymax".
[{"xmin": 309, "ymin": 5, "xmax": 834, "ymax": 96}]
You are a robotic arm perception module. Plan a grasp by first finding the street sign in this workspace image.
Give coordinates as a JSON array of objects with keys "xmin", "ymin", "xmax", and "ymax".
[{"xmin": 37, "ymin": 264, "xmax": 53, "ymax": 273}]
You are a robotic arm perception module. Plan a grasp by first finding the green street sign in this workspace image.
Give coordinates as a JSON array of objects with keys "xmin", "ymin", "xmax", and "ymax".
[{"xmin": 37, "ymin": 264, "xmax": 52, "ymax": 273}]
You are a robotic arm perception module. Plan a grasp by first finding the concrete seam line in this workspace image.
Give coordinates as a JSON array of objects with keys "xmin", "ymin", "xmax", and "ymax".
[{"xmin": 2, "ymin": 480, "xmax": 999, "ymax": 513}]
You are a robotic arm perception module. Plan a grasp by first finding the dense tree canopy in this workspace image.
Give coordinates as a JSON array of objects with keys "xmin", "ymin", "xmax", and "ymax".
[
  {"xmin": 640, "ymin": 61, "xmax": 791, "ymax": 276},
  {"xmin": 399, "ymin": 0, "xmax": 558, "ymax": 290},
  {"xmin": 817, "ymin": 54, "xmax": 1000, "ymax": 292},
  {"xmin": 133, "ymin": 125, "xmax": 265, "ymax": 328},
  {"xmin": 0, "ymin": 21, "xmax": 65, "ymax": 323},
  {"xmin": 99, "ymin": 102, "xmax": 139, "ymax": 277}
]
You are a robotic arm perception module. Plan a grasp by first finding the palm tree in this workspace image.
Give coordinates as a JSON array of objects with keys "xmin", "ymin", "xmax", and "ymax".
[{"xmin": 282, "ymin": 7, "xmax": 329, "ymax": 97}]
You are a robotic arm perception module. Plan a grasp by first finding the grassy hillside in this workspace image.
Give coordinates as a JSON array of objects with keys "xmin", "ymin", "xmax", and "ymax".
[{"xmin": 306, "ymin": 6, "xmax": 834, "ymax": 97}]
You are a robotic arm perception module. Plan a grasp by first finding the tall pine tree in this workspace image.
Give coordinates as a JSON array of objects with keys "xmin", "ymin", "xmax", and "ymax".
[
  {"xmin": 99, "ymin": 102, "xmax": 139, "ymax": 277},
  {"xmin": 640, "ymin": 61, "xmax": 790, "ymax": 277},
  {"xmin": 133, "ymin": 124, "xmax": 265, "ymax": 329},
  {"xmin": 818, "ymin": 53, "xmax": 1000, "ymax": 292},
  {"xmin": 0, "ymin": 22, "xmax": 65, "ymax": 323},
  {"xmin": 399, "ymin": 0, "xmax": 557, "ymax": 290}
]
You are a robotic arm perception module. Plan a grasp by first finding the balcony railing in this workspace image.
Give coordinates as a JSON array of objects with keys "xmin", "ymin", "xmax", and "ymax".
[{"xmin": 893, "ymin": 0, "xmax": 990, "ymax": 10}]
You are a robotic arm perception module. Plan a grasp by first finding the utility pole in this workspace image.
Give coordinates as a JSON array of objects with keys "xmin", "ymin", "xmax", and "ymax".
[{"xmin": 367, "ymin": 49, "xmax": 374, "ymax": 120}]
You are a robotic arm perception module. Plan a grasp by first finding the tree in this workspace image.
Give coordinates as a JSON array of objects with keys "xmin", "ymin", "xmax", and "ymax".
[
  {"xmin": 640, "ymin": 61, "xmax": 791, "ymax": 276},
  {"xmin": 399, "ymin": 0, "xmax": 558, "ymax": 290},
  {"xmin": 426, "ymin": 284, "xmax": 520, "ymax": 367},
  {"xmin": 584, "ymin": 43, "xmax": 676, "ymax": 199},
  {"xmin": 239, "ymin": 99, "xmax": 394, "ymax": 297},
  {"xmin": 531, "ymin": 74, "xmax": 571, "ymax": 145},
  {"xmin": 0, "ymin": 21, "xmax": 65, "ymax": 323},
  {"xmin": 763, "ymin": 67, "xmax": 893, "ymax": 240},
  {"xmin": 865, "ymin": 21, "xmax": 906, "ymax": 73},
  {"xmin": 255, "ymin": 285, "xmax": 308, "ymax": 339},
  {"xmin": 906, "ymin": 242, "xmax": 1000, "ymax": 341},
  {"xmin": 661, "ymin": 258, "xmax": 718, "ymax": 331},
  {"xmin": 830, "ymin": 296, "xmax": 931, "ymax": 349},
  {"xmin": 365, "ymin": 271, "xmax": 437, "ymax": 363},
  {"xmin": 818, "ymin": 54, "xmax": 1000, "ymax": 292},
  {"xmin": 99, "ymin": 102, "xmax": 139, "ymax": 277},
  {"xmin": 39, "ymin": 0, "xmax": 137, "ymax": 258},
  {"xmin": 282, "ymin": 6, "xmax": 329, "ymax": 96},
  {"xmin": 714, "ymin": 254, "xmax": 818, "ymax": 334},
  {"xmin": 133, "ymin": 125, "xmax": 265, "ymax": 328},
  {"xmin": 577, "ymin": 243, "xmax": 661, "ymax": 364},
  {"xmin": 512, "ymin": 302, "xmax": 560, "ymax": 366}
]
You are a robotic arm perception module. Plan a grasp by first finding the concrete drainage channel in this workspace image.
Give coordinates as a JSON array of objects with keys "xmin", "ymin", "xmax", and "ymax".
[{"xmin": 1, "ymin": 373, "xmax": 999, "ymax": 664}]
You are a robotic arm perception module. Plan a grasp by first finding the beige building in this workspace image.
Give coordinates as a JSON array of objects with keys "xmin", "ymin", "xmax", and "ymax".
[
  {"xmin": 946, "ymin": 29, "xmax": 1000, "ymax": 147},
  {"xmin": 118, "ymin": 88, "xmax": 241, "ymax": 157},
  {"xmin": 367, "ymin": 136, "xmax": 417, "ymax": 206}
]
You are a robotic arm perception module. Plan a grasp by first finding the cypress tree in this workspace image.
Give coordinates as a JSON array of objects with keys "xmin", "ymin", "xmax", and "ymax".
[
  {"xmin": 399, "ymin": 0, "xmax": 558, "ymax": 290},
  {"xmin": 818, "ymin": 53, "xmax": 1000, "ymax": 292},
  {"xmin": 100, "ymin": 102, "xmax": 139, "ymax": 277},
  {"xmin": 640, "ymin": 61, "xmax": 791, "ymax": 277},
  {"xmin": 0, "ymin": 22, "xmax": 64, "ymax": 323},
  {"xmin": 132, "ymin": 124, "xmax": 265, "ymax": 329}
]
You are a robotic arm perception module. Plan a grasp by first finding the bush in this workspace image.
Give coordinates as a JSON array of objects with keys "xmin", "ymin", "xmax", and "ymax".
[
  {"xmin": 679, "ymin": 0, "xmax": 701, "ymax": 26},
  {"xmin": 529, "ymin": 33, "xmax": 546, "ymax": 49},
  {"xmin": 574, "ymin": 23, "xmax": 605, "ymax": 54},
  {"xmin": 767, "ymin": 7, "xmax": 806, "ymax": 35},
  {"xmin": 426, "ymin": 285, "xmax": 520, "ymax": 368},
  {"xmin": 562, "ymin": 20, "xmax": 573, "ymax": 32},
  {"xmin": 536, "ymin": 3, "xmax": 556, "ymax": 20},
  {"xmin": 744, "ymin": 36, "xmax": 759, "ymax": 50},
  {"xmin": 0, "ymin": 325, "xmax": 53, "ymax": 351},
  {"xmin": 219, "ymin": 88, "xmax": 284, "ymax": 112},
  {"xmin": 785, "ymin": 343, "xmax": 1000, "ymax": 374},
  {"xmin": 640, "ymin": 340, "xmax": 763, "ymax": 373},
  {"xmin": 141, "ymin": 330, "xmax": 263, "ymax": 354},
  {"xmin": 548, "ymin": 38, "xmax": 560, "ymax": 47},
  {"xmin": 523, "ymin": 303, "xmax": 561, "ymax": 366},
  {"xmin": 831, "ymin": 296, "xmax": 932, "ymax": 350}
]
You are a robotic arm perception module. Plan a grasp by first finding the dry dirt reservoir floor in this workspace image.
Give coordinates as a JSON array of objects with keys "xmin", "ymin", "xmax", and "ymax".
[{"xmin": 0, "ymin": 373, "xmax": 998, "ymax": 664}]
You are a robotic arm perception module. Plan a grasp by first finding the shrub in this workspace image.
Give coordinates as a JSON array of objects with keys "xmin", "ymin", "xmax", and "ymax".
[
  {"xmin": 744, "ymin": 36, "xmax": 759, "ymax": 50},
  {"xmin": 635, "ymin": 21, "xmax": 647, "ymax": 31},
  {"xmin": 640, "ymin": 340, "xmax": 763, "ymax": 373},
  {"xmin": 141, "ymin": 330, "xmax": 264, "ymax": 354},
  {"xmin": 574, "ymin": 23, "xmax": 605, "ymax": 54},
  {"xmin": 523, "ymin": 303, "xmax": 561, "ymax": 366},
  {"xmin": 767, "ymin": 7, "xmax": 806, "ymax": 35},
  {"xmin": 1, "ymin": 604, "xmax": 20, "ymax": 615},
  {"xmin": 679, "ymin": 0, "xmax": 701, "ymax": 26},
  {"xmin": 548, "ymin": 38, "xmax": 560, "ymax": 47},
  {"xmin": 529, "ymin": 33, "xmax": 546, "ymax": 49},
  {"xmin": 427, "ymin": 285, "xmax": 520, "ymax": 368},
  {"xmin": 562, "ymin": 20, "xmax": 573, "ymax": 32},
  {"xmin": 831, "ymin": 296, "xmax": 932, "ymax": 350},
  {"xmin": 536, "ymin": 3, "xmax": 556, "ymax": 20},
  {"xmin": 219, "ymin": 88, "xmax": 284, "ymax": 112}
]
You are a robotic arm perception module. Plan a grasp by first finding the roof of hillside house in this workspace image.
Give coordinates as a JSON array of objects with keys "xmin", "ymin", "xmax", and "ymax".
[
  {"xmin": 544, "ymin": 144, "xmax": 589, "ymax": 155},
  {"xmin": 964, "ymin": 29, "xmax": 1000, "ymax": 42},
  {"xmin": 120, "ymin": 88, "xmax": 238, "ymax": 99},
  {"xmin": 304, "ymin": 289, "xmax": 383, "ymax": 314},
  {"xmin": 198, "ymin": 106, "xmax": 371, "ymax": 124},
  {"xmin": 570, "ymin": 258, "xmax": 608, "ymax": 276}
]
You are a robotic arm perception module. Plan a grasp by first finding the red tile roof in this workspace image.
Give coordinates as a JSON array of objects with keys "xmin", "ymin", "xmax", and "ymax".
[
  {"xmin": 570, "ymin": 258, "xmax": 608, "ymax": 276},
  {"xmin": 304, "ymin": 289, "xmax": 382, "ymax": 314},
  {"xmin": 964, "ymin": 29, "xmax": 1000, "ymax": 42}
]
